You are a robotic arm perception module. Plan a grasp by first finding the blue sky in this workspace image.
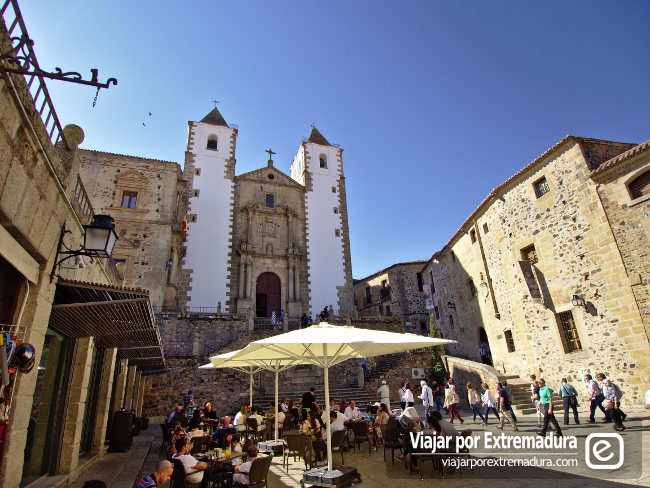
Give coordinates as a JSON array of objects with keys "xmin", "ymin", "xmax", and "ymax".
[{"xmin": 18, "ymin": 1, "xmax": 650, "ymax": 279}]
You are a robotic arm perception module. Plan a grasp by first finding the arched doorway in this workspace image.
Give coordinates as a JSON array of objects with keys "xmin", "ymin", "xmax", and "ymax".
[
  {"xmin": 255, "ymin": 272, "xmax": 281, "ymax": 318},
  {"xmin": 478, "ymin": 327, "xmax": 492, "ymax": 365}
]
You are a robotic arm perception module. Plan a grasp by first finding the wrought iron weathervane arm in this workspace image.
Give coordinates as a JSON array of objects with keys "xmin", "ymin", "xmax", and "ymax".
[{"xmin": 0, "ymin": 35, "xmax": 118, "ymax": 90}]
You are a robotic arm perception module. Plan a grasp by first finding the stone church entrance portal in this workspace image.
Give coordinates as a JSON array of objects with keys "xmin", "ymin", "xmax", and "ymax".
[{"xmin": 256, "ymin": 272, "xmax": 281, "ymax": 318}]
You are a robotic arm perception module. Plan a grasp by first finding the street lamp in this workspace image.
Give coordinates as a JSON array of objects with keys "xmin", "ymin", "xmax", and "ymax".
[
  {"xmin": 571, "ymin": 294, "xmax": 586, "ymax": 308},
  {"xmin": 50, "ymin": 214, "xmax": 118, "ymax": 281}
]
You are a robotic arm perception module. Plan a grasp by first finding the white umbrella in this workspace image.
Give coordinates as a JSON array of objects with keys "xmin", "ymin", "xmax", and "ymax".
[
  {"xmin": 230, "ymin": 322, "xmax": 455, "ymax": 471},
  {"xmin": 201, "ymin": 350, "xmax": 311, "ymax": 441}
]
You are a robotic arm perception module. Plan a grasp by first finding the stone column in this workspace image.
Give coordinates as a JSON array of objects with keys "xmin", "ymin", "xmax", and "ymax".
[
  {"xmin": 239, "ymin": 259, "xmax": 246, "ymax": 298},
  {"xmin": 92, "ymin": 347, "xmax": 118, "ymax": 452},
  {"xmin": 59, "ymin": 337, "xmax": 94, "ymax": 474},
  {"xmin": 246, "ymin": 208, "xmax": 252, "ymax": 242},
  {"xmin": 246, "ymin": 262, "xmax": 253, "ymax": 298},
  {"xmin": 136, "ymin": 375, "xmax": 146, "ymax": 417},
  {"xmin": 287, "ymin": 214, "xmax": 293, "ymax": 248},
  {"xmin": 132, "ymin": 371, "xmax": 142, "ymax": 414},
  {"xmin": 288, "ymin": 260, "xmax": 294, "ymax": 301},
  {"xmin": 294, "ymin": 266, "xmax": 300, "ymax": 300},
  {"xmin": 124, "ymin": 365, "xmax": 137, "ymax": 411},
  {"xmin": 112, "ymin": 359, "xmax": 129, "ymax": 413}
]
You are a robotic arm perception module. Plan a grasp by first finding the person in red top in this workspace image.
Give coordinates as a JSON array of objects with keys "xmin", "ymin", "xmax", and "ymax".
[{"xmin": 135, "ymin": 460, "xmax": 173, "ymax": 488}]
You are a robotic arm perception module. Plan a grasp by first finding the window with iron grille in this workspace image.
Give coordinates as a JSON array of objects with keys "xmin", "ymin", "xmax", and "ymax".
[
  {"xmin": 504, "ymin": 330, "xmax": 515, "ymax": 352},
  {"xmin": 534, "ymin": 177, "xmax": 550, "ymax": 198},
  {"xmin": 521, "ymin": 244, "xmax": 538, "ymax": 265},
  {"xmin": 555, "ymin": 311, "xmax": 582, "ymax": 353}
]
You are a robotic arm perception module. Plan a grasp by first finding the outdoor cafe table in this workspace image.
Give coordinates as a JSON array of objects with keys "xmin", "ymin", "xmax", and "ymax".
[{"xmin": 196, "ymin": 450, "xmax": 246, "ymax": 465}]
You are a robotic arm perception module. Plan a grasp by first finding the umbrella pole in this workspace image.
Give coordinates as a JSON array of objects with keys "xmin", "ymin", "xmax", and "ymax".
[
  {"xmin": 275, "ymin": 368, "xmax": 279, "ymax": 441},
  {"xmin": 324, "ymin": 355, "xmax": 332, "ymax": 471},
  {"xmin": 249, "ymin": 368, "xmax": 253, "ymax": 407}
]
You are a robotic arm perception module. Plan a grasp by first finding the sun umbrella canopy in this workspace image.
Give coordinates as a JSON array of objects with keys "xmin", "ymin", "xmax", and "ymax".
[{"xmin": 229, "ymin": 322, "xmax": 455, "ymax": 367}]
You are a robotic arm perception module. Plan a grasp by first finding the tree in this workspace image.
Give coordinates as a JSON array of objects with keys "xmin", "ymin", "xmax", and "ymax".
[{"xmin": 428, "ymin": 312, "xmax": 446, "ymax": 384}]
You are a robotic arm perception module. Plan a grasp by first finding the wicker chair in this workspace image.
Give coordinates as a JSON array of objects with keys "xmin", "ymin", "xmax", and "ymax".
[
  {"xmin": 380, "ymin": 423, "xmax": 404, "ymax": 465},
  {"xmin": 349, "ymin": 421, "xmax": 371, "ymax": 454},
  {"xmin": 283, "ymin": 433, "xmax": 308, "ymax": 470}
]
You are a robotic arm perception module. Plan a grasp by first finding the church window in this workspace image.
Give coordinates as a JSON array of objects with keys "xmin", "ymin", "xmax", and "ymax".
[
  {"xmin": 504, "ymin": 330, "xmax": 515, "ymax": 352},
  {"xmin": 267, "ymin": 174, "xmax": 275, "ymax": 180},
  {"xmin": 121, "ymin": 191, "xmax": 137, "ymax": 209},
  {"xmin": 470, "ymin": 229, "xmax": 476, "ymax": 244},
  {"xmin": 187, "ymin": 214, "xmax": 197, "ymax": 223},
  {"xmin": 207, "ymin": 135, "xmax": 218, "ymax": 150},
  {"xmin": 265, "ymin": 194, "xmax": 275, "ymax": 208},
  {"xmin": 332, "ymin": 186, "xmax": 336, "ymax": 193},
  {"xmin": 533, "ymin": 176, "xmax": 550, "ymax": 198},
  {"xmin": 193, "ymin": 190, "xmax": 200, "ymax": 197},
  {"xmin": 320, "ymin": 154, "xmax": 327, "ymax": 168},
  {"xmin": 333, "ymin": 207, "xmax": 339, "ymax": 214},
  {"xmin": 521, "ymin": 244, "xmax": 538, "ymax": 265},
  {"xmin": 335, "ymin": 229, "xmax": 341, "ymax": 237},
  {"xmin": 195, "ymin": 168, "xmax": 201, "ymax": 176},
  {"xmin": 555, "ymin": 311, "xmax": 582, "ymax": 353},
  {"xmin": 483, "ymin": 223, "xmax": 489, "ymax": 234},
  {"xmin": 628, "ymin": 170, "xmax": 650, "ymax": 200}
]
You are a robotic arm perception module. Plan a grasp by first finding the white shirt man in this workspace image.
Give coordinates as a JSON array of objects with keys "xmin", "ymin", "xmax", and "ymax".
[
  {"xmin": 172, "ymin": 439, "xmax": 208, "ymax": 484},
  {"xmin": 322, "ymin": 408, "xmax": 347, "ymax": 426},
  {"xmin": 249, "ymin": 410, "xmax": 266, "ymax": 432},
  {"xmin": 377, "ymin": 381, "xmax": 391, "ymax": 412},
  {"xmin": 419, "ymin": 381, "xmax": 434, "ymax": 408},
  {"xmin": 586, "ymin": 378, "xmax": 602, "ymax": 399},
  {"xmin": 344, "ymin": 401, "xmax": 362, "ymax": 421}
]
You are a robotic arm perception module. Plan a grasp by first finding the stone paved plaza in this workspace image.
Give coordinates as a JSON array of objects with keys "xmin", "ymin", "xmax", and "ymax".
[{"xmin": 66, "ymin": 406, "xmax": 649, "ymax": 488}]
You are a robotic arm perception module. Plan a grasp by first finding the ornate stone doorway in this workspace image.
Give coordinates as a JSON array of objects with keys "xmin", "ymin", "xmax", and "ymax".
[{"xmin": 255, "ymin": 272, "xmax": 281, "ymax": 318}]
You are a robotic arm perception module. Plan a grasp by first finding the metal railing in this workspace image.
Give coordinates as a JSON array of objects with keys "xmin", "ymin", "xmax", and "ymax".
[
  {"xmin": 73, "ymin": 176, "xmax": 94, "ymax": 222},
  {"xmin": 0, "ymin": 0, "xmax": 68, "ymax": 147}
]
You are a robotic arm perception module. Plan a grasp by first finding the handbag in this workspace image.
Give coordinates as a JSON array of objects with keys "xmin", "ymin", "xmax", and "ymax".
[{"xmin": 602, "ymin": 399, "xmax": 614, "ymax": 410}]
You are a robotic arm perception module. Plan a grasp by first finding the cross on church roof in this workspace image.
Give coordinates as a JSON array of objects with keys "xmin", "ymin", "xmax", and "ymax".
[
  {"xmin": 265, "ymin": 148, "xmax": 276, "ymax": 163},
  {"xmin": 212, "ymin": 100, "xmax": 219, "ymax": 108}
]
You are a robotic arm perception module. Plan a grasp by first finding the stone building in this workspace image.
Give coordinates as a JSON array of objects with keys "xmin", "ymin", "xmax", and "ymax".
[
  {"xmin": 0, "ymin": 6, "xmax": 162, "ymax": 487},
  {"xmin": 78, "ymin": 150, "xmax": 186, "ymax": 308},
  {"xmin": 179, "ymin": 108, "xmax": 354, "ymax": 319},
  {"xmin": 353, "ymin": 261, "xmax": 429, "ymax": 333},
  {"xmin": 419, "ymin": 135, "xmax": 650, "ymax": 402}
]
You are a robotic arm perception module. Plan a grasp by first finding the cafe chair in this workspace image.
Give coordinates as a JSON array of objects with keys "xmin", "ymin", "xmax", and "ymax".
[
  {"xmin": 246, "ymin": 418, "xmax": 260, "ymax": 442},
  {"xmin": 191, "ymin": 435, "xmax": 211, "ymax": 454},
  {"xmin": 349, "ymin": 421, "xmax": 372, "ymax": 454},
  {"xmin": 160, "ymin": 423, "xmax": 172, "ymax": 452},
  {"xmin": 380, "ymin": 423, "xmax": 404, "ymax": 465},
  {"xmin": 283, "ymin": 433, "xmax": 308, "ymax": 471},
  {"xmin": 331, "ymin": 429, "xmax": 347, "ymax": 465},
  {"xmin": 234, "ymin": 454, "xmax": 273, "ymax": 488}
]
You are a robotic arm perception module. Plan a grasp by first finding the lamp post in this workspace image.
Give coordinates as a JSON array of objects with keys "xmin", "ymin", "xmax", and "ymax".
[{"xmin": 50, "ymin": 214, "xmax": 118, "ymax": 282}]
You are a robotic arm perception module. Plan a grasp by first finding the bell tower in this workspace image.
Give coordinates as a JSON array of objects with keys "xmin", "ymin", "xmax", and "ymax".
[
  {"xmin": 290, "ymin": 126, "xmax": 354, "ymax": 316},
  {"xmin": 182, "ymin": 107, "xmax": 237, "ymax": 310}
]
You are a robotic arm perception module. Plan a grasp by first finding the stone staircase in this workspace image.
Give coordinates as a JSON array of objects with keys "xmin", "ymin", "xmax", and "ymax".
[{"xmin": 504, "ymin": 375, "xmax": 562, "ymax": 415}]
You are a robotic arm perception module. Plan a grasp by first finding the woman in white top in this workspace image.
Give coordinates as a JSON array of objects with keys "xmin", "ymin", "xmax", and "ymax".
[
  {"xmin": 444, "ymin": 379, "xmax": 463, "ymax": 424},
  {"xmin": 373, "ymin": 403, "xmax": 390, "ymax": 448},
  {"xmin": 466, "ymin": 382, "xmax": 485, "ymax": 423},
  {"xmin": 233, "ymin": 405, "xmax": 249, "ymax": 433},
  {"xmin": 403, "ymin": 382, "xmax": 415, "ymax": 407},
  {"xmin": 480, "ymin": 383, "xmax": 500, "ymax": 425}
]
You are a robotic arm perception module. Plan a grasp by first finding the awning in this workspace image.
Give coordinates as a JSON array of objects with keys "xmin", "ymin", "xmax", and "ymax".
[{"xmin": 48, "ymin": 279, "xmax": 165, "ymax": 372}]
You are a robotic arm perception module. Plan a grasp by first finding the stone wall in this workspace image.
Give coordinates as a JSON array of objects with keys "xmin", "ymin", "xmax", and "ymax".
[
  {"xmin": 362, "ymin": 351, "xmax": 433, "ymax": 404},
  {"xmin": 442, "ymin": 356, "xmax": 503, "ymax": 409},
  {"xmin": 79, "ymin": 150, "xmax": 186, "ymax": 307},
  {"xmin": 157, "ymin": 315, "xmax": 249, "ymax": 358}
]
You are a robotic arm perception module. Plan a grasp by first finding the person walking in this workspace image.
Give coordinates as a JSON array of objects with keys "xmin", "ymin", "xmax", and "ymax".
[
  {"xmin": 496, "ymin": 382, "xmax": 518, "ymax": 431},
  {"xmin": 431, "ymin": 380, "xmax": 444, "ymax": 412},
  {"xmin": 596, "ymin": 373, "xmax": 626, "ymax": 421},
  {"xmin": 537, "ymin": 378, "xmax": 562, "ymax": 437},
  {"xmin": 585, "ymin": 374, "xmax": 611, "ymax": 423},
  {"xmin": 601, "ymin": 379, "xmax": 625, "ymax": 431},
  {"xmin": 558, "ymin": 378, "xmax": 580, "ymax": 425},
  {"xmin": 398, "ymin": 382, "xmax": 407, "ymax": 411},
  {"xmin": 378, "ymin": 380, "xmax": 392, "ymax": 412},
  {"xmin": 531, "ymin": 380, "xmax": 543, "ymax": 428},
  {"xmin": 466, "ymin": 383, "xmax": 485, "ymax": 424},
  {"xmin": 480, "ymin": 383, "xmax": 499, "ymax": 425},
  {"xmin": 403, "ymin": 381, "xmax": 414, "ymax": 408},
  {"xmin": 419, "ymin": 380, "xmax": 435, "ymax": 426},
  {"xmin": 478, "ymin": 344, "xmax": 489, "ymax": 364},
  {"xmin": 444, "ymin": 379, "xmax": 463, "ymax": 424},
  {"xmin": 502, "ymin": 380, "xmax": 517, "ymax": 422}
]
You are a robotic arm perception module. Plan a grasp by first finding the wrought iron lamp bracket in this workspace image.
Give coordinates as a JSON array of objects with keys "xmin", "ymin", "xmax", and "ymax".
[
  {"xmin": 0, "ymin": 35, "xmax": 118, "ymax": 90},
  {"xmin": 49, "ymin": 223, "xmax": 94, "ymax": 282}
]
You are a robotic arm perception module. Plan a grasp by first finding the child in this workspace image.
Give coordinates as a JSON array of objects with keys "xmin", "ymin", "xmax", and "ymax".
[
  {"xmin": 230, "ymin": 434, "xmax": 242, "ymax": 466},
  {"xmin": 233, "ymin": 446, "xmax": 259, "ymax": 485}
]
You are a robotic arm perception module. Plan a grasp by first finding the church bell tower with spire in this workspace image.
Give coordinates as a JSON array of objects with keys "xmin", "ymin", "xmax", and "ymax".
[
  {"xmin": 180, "ymin": 107, "xmax": 237, "ymax": 310},
  {"xmin": 290, "ymin": 126, "xmax": 354, "ymax": 316}
]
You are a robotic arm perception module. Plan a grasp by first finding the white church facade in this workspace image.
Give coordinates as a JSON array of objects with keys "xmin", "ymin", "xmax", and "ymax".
[{"xmin": 179, "ymin": 108, "xmax": 354, "ymax": 319}]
